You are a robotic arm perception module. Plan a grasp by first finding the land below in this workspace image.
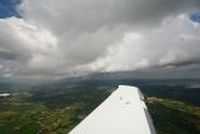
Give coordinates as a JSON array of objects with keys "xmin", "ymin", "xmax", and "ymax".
[{"xmin": 0, "ymin": 78, "xmax": 199, "ymax": 134}]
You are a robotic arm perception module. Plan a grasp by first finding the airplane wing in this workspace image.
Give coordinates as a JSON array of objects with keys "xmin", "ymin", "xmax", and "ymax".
[{"xmin": 70, "ymin": 85, "xmax": 156, "ymax": 134}]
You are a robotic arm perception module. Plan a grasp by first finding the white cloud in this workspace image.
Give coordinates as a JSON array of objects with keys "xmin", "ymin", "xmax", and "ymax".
[
  {"xmin": 0, "ymin": 0, "xmax": 200, "ymax": 79},
  {"xmin": 87, "ymin": 14, "xmax": 200, "ymax": 72},
  {"xmin": 0, "ymin": 17, "xmax": 59, "ymax": 77}
]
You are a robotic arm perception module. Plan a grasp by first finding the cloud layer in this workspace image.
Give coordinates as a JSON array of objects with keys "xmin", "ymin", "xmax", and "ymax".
[
  {"xmin": 89, "ymin": 15, "xmax": 200, "ymax": 72},
  {"xmin": 0, "ymin": 0, "xmax": 200, "ymax": 79}
]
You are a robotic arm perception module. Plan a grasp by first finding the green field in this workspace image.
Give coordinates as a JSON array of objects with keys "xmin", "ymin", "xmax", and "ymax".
[
  {"xmin": 147, "ymin": 97, "xmax": 200, "ymax": 134},
  {"xmin": 0, "ymin": 79, "xmax": 199, "ymax": 134}
]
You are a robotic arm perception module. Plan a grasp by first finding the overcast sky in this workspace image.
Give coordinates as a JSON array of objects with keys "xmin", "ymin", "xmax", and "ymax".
[{"xmin": 0, "ymin": 0, "xmax": 200, "ymax": 80}]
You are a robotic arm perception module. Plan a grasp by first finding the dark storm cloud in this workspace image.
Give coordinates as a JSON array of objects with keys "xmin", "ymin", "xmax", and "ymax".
[
  {"xmin": 0, "ymin": 51, "xmax": 16, "ymax": 60},
  {"xmin": 21, "ymin": 0, "xmax": 200, "ymax": 33}
]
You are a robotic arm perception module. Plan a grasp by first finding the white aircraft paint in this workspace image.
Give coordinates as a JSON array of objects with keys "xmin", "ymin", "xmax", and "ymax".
[{"xmin": 70, "ymin": 85, "xmax": 156, "ymax": 134}]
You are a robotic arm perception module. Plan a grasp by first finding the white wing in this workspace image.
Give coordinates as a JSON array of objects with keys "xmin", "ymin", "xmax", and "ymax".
[{"xmin": 70, "ymin": 85, "xmax": 156, "ymax": 134}]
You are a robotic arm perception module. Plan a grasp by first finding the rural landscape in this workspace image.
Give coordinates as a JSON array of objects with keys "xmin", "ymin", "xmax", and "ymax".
[{"xmin": 0, "ymin": 78, "xmax": 199, "ymax": 134}]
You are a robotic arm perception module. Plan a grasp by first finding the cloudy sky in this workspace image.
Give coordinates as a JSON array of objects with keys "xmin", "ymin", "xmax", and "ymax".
[{"xmin": 0, "ymin": 0, "xmax": 200, "ymax": 79}]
